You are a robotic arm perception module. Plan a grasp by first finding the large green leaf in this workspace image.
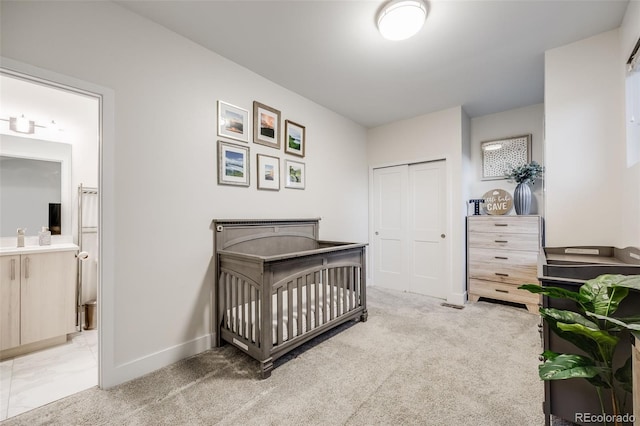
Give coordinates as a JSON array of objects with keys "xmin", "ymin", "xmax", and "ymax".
[
  {"xmin": 556, "ymin": 322, "xmax": 619, "ymax": 361},
  {"xmin": 541, "ymin": 308, "xmax": 603, "ymax": 360},
  {"xmin": 611, "ymin": 275, "xmax": 640, "ymax": 292},
  {"xmin": 518, "ymin": 284, "xmax": 588, "ymax": 305},
  {"xmin": 541, "ymin": 308, "xmax": 598, "ymax": 329},
  {"xmin": 614, "ymin": 356, "xmax": 633, "ymax": 394},
  {"xmin": 579, "ymin": 275, "xmax": 630, "ymax": 316},
  {"xmin": 538, "ymin": 353, "xmax": 609, "ymax": 388},
  {"xmin": 586, "ymin": 312, "xmax": 640, "ymax": 332},
  {"xmin": 541, "ymin": 350, "xmax": 559, "ymax": 361}
]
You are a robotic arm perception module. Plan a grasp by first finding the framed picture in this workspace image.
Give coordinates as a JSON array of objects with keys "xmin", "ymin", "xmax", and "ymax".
[
  {"xmin": 253, "ymin": 101, "xmax": 281, "ymax": 149},
  {"xmin": 217, "ymin": 140, "xmax": 249, "ymax": 187},
  {"xmin": 284, "ymin": 120, "xmax": 305, "ymax": 157},
  {"xmin": 218, "ymin": 100, "xmax": 249, "ymax": 142},
  {"xmin": 480, "ymin": 134, "xmax": 531, "ymax": 180},
  {"xmin": 285, "ymin": 159, "xmax": 305, "ymax": 189},
  {"xmin": 257, "ymin": 154, "xmax": 280, "ymax": 191}
]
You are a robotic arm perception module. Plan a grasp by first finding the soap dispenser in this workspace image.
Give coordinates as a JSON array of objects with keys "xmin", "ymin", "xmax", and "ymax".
[
  {"xmin": 39, "ymin": 226, "xmax": 51, "ymax": 246},
  {"xmin": 17, "ymin": 228, "xmax": 25, "ymax": 247}
]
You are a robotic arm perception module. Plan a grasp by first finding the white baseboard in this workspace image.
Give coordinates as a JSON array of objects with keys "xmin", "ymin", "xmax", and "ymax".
[
  {"xmin": 102, "ymin": 333, "xmax": 214, "ymax": 388},
  {"xmin": 447, "ymin": 291, "xmax": 467, "ymax": 306}
]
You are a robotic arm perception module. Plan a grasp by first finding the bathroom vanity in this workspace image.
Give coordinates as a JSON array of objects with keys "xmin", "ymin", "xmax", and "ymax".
[{"xmin": 0, "ymin": 244, "xmax": 78, "ymax": 359}]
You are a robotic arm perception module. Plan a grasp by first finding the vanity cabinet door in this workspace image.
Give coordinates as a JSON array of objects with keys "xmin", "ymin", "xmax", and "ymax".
[
  {"xmin": 20, "ymin": 251, "xmax": 76, "ymax": 346},
  {"xmin": 0, "ymin": 255, "xmax": 21, "ymax": 351}
]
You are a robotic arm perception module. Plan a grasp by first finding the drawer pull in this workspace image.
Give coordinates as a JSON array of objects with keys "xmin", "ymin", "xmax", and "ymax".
[
  {"xmin": 494, "ymin": 256, "xmax": 509, "ymax": 260},
  {"xmin": 494, "ymin": 223, "xmax": 508, "ymax": 227},
  {"xmin": 494, "ymin": 240, "xmax": 508, "ymax": 243},
  {"xmin": 495, "ymin": 289, "xmax": 509, "ymax": 293},
  {"xmin": 495, "ymin": 273, "xmax": 509, "ymax": 277}
]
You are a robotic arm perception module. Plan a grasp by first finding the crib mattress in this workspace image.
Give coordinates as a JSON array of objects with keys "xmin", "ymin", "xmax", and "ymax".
[{"xmin": 226, "ymin": 282, "xmax": 355, "ymax": 344}]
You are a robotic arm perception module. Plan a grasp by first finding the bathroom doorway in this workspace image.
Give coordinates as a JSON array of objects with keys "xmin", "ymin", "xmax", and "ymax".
[{"xmin": 0, "ymin": 68, "xmax": 102, "ymax": 420}]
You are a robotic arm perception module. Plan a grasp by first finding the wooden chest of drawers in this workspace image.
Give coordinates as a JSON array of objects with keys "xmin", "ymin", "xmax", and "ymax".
[{"xmin": 467, "ymin": 215, "xmax": 542, "ymax": 313}]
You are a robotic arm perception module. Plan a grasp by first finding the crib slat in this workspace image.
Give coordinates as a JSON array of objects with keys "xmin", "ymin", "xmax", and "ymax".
[
  {"xmin": 240, "ymin": 279, "xmax": 246, "ymax": 339},
  {"xmin": 329, "ymin": 268, "xmax": 335, "ymax": 321},
  {"xmin": 348, "ymin": 267, "xmax": 354, "ymax": 311},
  {"xmin": 323, "ymin": 269, "xmax": 329, "ymax": 324},
  {"xmin": 331, "ymin": 268, "xmax": 341, "ymax": 319},
  {"xmin": 356, "ymin": 267, "xmax": 361, "ymax": 307},
  {"xmin": 305, "ymin": 274, "xmax": 312, "ymax": 333},
  {"xmin": 287, "ymin": 281, "xmax": 294, "ymax": 340},
  {"xmin": 233, "ymin": 277, "xmax": 240, "ymax": 334},
  {"xmin": 254, "ymin": 288, "xmax": 259, "ymax": 345},
  {"xmin": 314, "ymin": 271, "xmax": 320, "ymax": 328},
  {"xmin": 342, "ymin": 267, "xmax": 348, "ymax": 315},
  {"xmin": 296, "ymin": 277, "xmax": 303, "ymax": 337},
  {"xmin": 248, "ymin": 286, "xmax": 253, "ymax": 343},
  {"xmin": 277, "ymin": 287, "xmax": 283, "ymax": 345}
]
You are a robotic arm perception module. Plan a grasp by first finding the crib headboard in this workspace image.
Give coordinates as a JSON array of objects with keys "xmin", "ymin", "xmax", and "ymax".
[{"xmin": 212, "ymin": 218, "xmax": 320, "ymax": 257}]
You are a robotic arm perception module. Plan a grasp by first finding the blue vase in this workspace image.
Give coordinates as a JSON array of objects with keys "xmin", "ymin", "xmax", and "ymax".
[{"xmin": 514, "ymin": 182, "xmax": 531, "ymax": 215}]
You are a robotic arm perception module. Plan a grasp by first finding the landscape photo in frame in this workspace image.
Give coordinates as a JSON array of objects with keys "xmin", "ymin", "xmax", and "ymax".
[
  {"xmin": 253, "ymin": 101, "xmax": 281, "ymax": 148},
  {"xmin": 218, "ymin": 140, "xmax": 250, "ymax": 186},
  {"xmin": 284, "ymin": 119, "xmax": 305, "ymax": 157}
]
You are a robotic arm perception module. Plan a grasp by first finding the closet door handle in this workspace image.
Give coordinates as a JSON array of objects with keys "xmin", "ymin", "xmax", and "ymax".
[
  {"xmin": 10, "ymin": 259, "xmax": 16, "ymax": 280},
  {"xmin": 25, "ymin": 257, "xmax": 30, "ymax": 279}
]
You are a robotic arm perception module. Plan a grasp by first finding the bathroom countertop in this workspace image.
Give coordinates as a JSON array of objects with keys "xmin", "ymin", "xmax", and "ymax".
[{"xmin": 0, "ymin": 243, "xmax": 79, "ymax": 255}]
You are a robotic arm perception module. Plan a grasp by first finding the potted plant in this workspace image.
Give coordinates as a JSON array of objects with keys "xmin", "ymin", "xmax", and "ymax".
[
  {"xmin": 520, "ymin": 274, "xmax": 640, "ymax": 426},
  {"xmin": 505, "ymin": 160, "xmax": 544, "ymax": 215}
]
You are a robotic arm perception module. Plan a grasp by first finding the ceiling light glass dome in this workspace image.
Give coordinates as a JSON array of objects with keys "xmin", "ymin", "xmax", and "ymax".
[{"xmin": 377, "ymin": 0, "xmax": 428, "ymax": 41}]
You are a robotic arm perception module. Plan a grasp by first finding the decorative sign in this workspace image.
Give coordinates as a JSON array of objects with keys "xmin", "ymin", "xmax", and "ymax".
[{"xmin": 482, "ymin": 189, "xmax": 513, "ymax": 215}]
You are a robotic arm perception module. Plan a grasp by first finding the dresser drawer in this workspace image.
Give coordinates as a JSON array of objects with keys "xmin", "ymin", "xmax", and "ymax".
[
  {"xmin": 468, "ymin": 248, "xmax": 538, "ymax": 285},
  {"xmin": 468, "ymin": 216, "xmax": 539, "ymax": 234},
  {"xmin": 469, "ymin": 278, "xmax": 540, "ymax": 306},
  {"xmin": 468, "ymin": 232, "xmax": 540, "ymax": 251}
]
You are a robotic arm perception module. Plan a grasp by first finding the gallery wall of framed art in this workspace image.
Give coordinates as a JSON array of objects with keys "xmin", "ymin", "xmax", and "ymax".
[{"xmin": 216, "ymin": 99, "xmax": 306, "ymax": 191}]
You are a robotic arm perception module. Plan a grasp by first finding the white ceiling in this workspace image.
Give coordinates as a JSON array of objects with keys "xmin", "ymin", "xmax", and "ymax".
[{"xmin": 116, "ymin": 0, "xmax": 630, "ymax": 128}]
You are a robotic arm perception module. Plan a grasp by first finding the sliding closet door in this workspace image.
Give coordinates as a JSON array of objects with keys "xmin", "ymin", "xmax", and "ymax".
[
  {"xmin": 407, "ymin": 161, "xmax": 447, "ymax": 298},
  {"xmin": 372, "ymin": 165, "xmax": 409, "ymax": 289},
  {"xmin": 373, "ymin": 160, "xmax": 447, "ymax": 299}
]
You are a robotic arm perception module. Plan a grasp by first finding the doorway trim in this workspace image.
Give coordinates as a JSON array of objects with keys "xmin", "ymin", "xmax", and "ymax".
[
  {"xmin": 1, "ymin": 57, "xmax": 115, "ymax": 388},
  {"xmin": 369, "ymin": 156, "xmax": 460, "ymax": 304}
]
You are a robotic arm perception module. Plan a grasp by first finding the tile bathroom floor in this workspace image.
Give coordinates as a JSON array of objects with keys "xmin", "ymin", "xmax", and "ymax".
[{"xmin": 0, "ymin": 330, "xmax": 98, "ymax": 420}]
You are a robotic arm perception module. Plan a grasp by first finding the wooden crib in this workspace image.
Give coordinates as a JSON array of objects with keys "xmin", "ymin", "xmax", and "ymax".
[{"xmin": 213, "ymin": 219, "xmax": 367, "ymax": 378}]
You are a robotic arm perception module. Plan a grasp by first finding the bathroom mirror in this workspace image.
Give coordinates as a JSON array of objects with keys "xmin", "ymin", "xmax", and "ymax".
[
  {"xmin": 0, "ymin": 135, "xmax": 71, "ymax": 238},
  {"xmin": 481, "ymin": 134, "xmax": 531, "ymax": 180}
]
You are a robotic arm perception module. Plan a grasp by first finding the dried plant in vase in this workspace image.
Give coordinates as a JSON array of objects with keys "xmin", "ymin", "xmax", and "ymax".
[{"xmin": 505, "ymin": 161, "xmax": 544, "ymax": 214}]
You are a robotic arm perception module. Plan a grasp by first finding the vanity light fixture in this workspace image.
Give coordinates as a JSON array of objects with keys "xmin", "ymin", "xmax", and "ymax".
[
  {"xmin": 377, "ymin": 0, "xmax": 428, "ymax": 41},
  {"xmin": 10, "ymin": 115, "xmax": 35, "ymax": 134},
  {"xmin": 1, "ymin": 115, "xmax": 59, "ymax": 135}
]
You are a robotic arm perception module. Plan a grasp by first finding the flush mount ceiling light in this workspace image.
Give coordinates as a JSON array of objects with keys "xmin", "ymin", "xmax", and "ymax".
[{"xmin": 377, "ymin": 0, "xmax": 428, "ymax": 41}]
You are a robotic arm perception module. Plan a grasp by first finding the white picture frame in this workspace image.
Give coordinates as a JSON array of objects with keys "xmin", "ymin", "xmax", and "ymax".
[
  {"xmin": 218, "ymin": 100, "xmax": 250, "ymax": 143},
  {"xmin": 285, "ymin": 159, "xmax": 305, "ymax": 189}
]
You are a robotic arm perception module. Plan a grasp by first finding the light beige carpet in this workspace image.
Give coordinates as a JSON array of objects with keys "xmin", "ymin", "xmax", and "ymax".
[{"xmin": 1, "ymin": 286, "xmax": 544, "ymax": 425}]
